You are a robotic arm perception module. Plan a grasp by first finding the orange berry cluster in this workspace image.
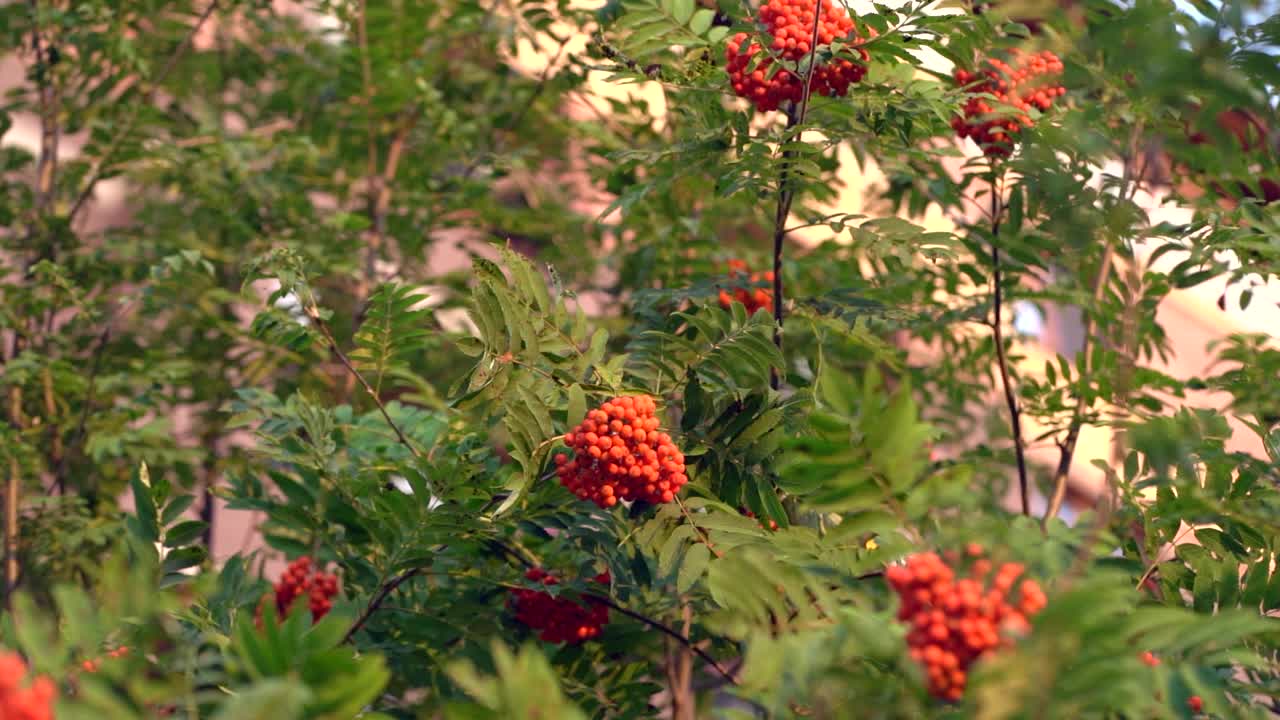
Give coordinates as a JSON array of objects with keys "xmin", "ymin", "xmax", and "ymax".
[
  {"xmin": 510, "ymin": 568, "xmax": 611, "ymax": 644},
  {"xmin": 725, "ymin": 0, "xmax": 871, "ymax": 113},
  {"xmin": 81, "ymin": 645, "xmax": 129, "ymax": 673},
  {"xmin": 886, "ymin": 546, "xmax": 1047, "ymax": 701},
  {"xmin": 556, "ymin": 395, "xmax": 688, "ymax": 507},
  {"xmin": 952, "ymin": 49, "xmax": 1066, "ymax": 158},
  {"xmin": 718, "ymin": 260, "xmax": 775, "ymax": 315},
  {"xmin": 0, "ymin": 651, "xmax": 55, "ymax": 720},
  {"xmin": 261, "ymin": 556, "xmax": 340, "ymax": 624}
]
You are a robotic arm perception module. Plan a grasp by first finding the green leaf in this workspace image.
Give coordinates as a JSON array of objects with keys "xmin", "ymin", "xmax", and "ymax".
[
  {"xmin": 163, "ymin": 520, "xmax": 209, "ymax": 548},
  {"xmin": 689, "ymin": 8, "xmax": 714, "ymax": 34},
  {"xmin": 672, "ymin": 0, "xmax": 695, "ymax": 25},
  {"xmin": 677, "ymin": 543, "xmax": 710, "ymax": 592},
  {"xmin": 161, "ymin": 546, "xmax": 205, "ymax": 575},
  {"xmin": 130, "ymin": 462, "xmax": 160, "ymax": 544},
  {"xmin": 566, "ymin": 384, "xmax": 587, "ymax": 429},
  {"xmin": 161, "ymin": 494, "xmax": 198, "ymax": 525},
  {"xmin": 658, "ymin": 525, "xmax": 695, "ymax": 577},
  {"xmin": 212, "ymin": 679, "xmax": 310, "ymax": 720}
]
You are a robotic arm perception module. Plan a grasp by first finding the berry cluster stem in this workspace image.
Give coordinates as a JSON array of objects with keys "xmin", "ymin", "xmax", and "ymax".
[{"xmin": 987, "ymin": 171, "xmax": 1030, "ymax": 517}]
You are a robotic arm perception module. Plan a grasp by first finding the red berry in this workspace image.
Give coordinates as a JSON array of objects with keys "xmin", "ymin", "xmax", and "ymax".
[
  {"xmin": 557, "ymin": 396, "xmax": 687, "ymax": 507},
  {"xmin": 953, "ymin": 50, "xmax": 1065, "ymax": 157},
  {"xmin": 1188, "ymin": 696, "xmax": 1203, "ymax": 713},
  {"xmin": 0, "ymin": 651, "xmax": 56, "ymax": 719},
  {"xmin": 890, "ymin": 550, "xmax": 1048, "ymax": 701},
  {"xmin": 724, "ymin": 0, "xmax": 872, "ymax": 113},
  {"xmin": 718, "ymin": 262, "xmax": 776, "ymax": 314},
  {"xmin": 510, "ymin": 569, "xmax": 611, "ymax": 645},
  {"xmin": 257, "ymin": 557, "xmax": 342, "ymax": 627}
]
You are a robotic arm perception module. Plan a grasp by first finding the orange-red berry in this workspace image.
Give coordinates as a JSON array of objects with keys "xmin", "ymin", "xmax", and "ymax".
[
  {"xmin": 890, "ymin": 550, "xmax": 1047, "ymax": 701},
  {"xmin": 558, "ymin": 396, "xmax": 687, "ymax": 507},
  {"xmin": 1140, "ymin": 650, "xmax": 1160, "ymax": 667},
  {"xmin": 510, "ymin": 568, "xmax": 611, "ymax": 644},
  {"xmin": 0, "ymin": 651, "xmax": 56, "ymax": 720},
  {"xmin": 718, "ymin": 262, "xmax": 776, "ymax": 315},
  {"xmin": 725, "ymin": 0, "xmax": 872, "ymax": 113},
  {"xmin": 953, "ymin": 50, "xmax": 1065, "ymax": 157},
  {"xmin": 1188, "ymin": 696, "xmax": 1203, "ymax": 713},
  {"xmin": 257, "ymin": 556, "xmax": 341, "ymax": 627}
]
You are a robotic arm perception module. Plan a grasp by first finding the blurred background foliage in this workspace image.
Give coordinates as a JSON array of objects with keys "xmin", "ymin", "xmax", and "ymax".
[{"xmin": 0, "ymin": 0, "xmax": 1278, "ymax": 716}]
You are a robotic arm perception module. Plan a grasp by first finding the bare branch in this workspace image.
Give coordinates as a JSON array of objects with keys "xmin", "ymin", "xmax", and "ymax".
[{"xmin": 987, "ymin": 170, "xmax": 1030, "ymax": 516}]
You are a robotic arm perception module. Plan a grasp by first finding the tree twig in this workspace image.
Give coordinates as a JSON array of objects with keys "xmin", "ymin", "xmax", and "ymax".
[
  {"xmin": 29, "ymin": 0, "xmax": 59, "ymax": 224},
  {"xmin": 586, "ymin": 592, "xmax": 739, "ymax": 686},
  {"xmin": 5, "ymin": 386, "xmax": 25, "ymax": 606},
  {"xmin": 50, "ymin": 305, "xmax": 125, "ymax": 493},
  {"xmin": 767, "ymin": 0, "xmax": 825, "ymax": 389},
  {"xmin": 458, "ymin": 36, "xmax": 571, "ymax": 183},
  {"xmin": 1042, "ymin": 126, "xmax": 1149, "ymax": 529},
  {"xmin": 356, "ymin": 0, "xmax": 383, "ymax": 285},
  {"xmin": 343, "ymin": 561, "xmax": 741, "ymax": 688},
  {"xmin": 67, "ymin": 0, "xmax": 220, "ymax": 225},
  {"xmin": 987, "ymin": 170, "xmax": 1030, "ymax": 516},
  {"xmin": 343, "ymin": 567, "xmax": 422, "ymax": 643},
  {"xmin": 1041, "ymin": 245, "xmax": 1113, "ymax": 528},
  {"xmin": 305, "ymin": 305, "xmax": 425, "ymax": 460}
]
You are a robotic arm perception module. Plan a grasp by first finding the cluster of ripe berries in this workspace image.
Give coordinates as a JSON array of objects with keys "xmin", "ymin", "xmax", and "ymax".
[
  {"xmin": 510, "ymin": 568, "xmax": 611, "ymax": 644},
  {"xmin": 1139, "ymin": 652, "xmax": 1205, "ymax": 714},
  {"xmin": 886, "ymin": 545, "xmax": 1047, "ymax": 701},
  {"xmin": 555, "ymin": 395, "xmax": 688, "ymax": 507},
  {"xmin": 259, "ymin": 556, "xmax": 340, "ymax": 624},
  {"xmin": 0, "ymin": 651, "xmax": 55, "ymax": 720},
  {"xmin": 80, "ymin": 645, "xmax": 129, "ymax": 673},
  {"xmin": 725, "ymin": 0, "xmax": 871, "ymax": 112},
  {"xmin": 952, "ymin": 49, "xmax": 1066, "ymax": 158},
  {"xmin": 717, "ymin": 260, "xmax": 774, "ymax": 316}
]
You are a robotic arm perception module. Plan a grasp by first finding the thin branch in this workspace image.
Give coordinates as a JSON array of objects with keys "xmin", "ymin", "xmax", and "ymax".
[
  {"xmin": 1041, "ymin": 245, "xmax": 1113, "ymax": 528},
  {"xmin": 674, "ymin": 494, "xmax": 723, "ymax": 558},
  {"xmin": 987, "ymin": 171, "xmax": 1030, "ymax": 516},
  {"xmin": 343, "ymin": 567, "xmax": 422, "ymax": 643},
  {"xmin": 1042, "ymin": 125, "xmax": 1149, "ymax": 529},
  {"xmin": 67, "ymin": 0, "xmax": 220, "ymax": 225},
  {"xmin": 4, "ymin": 456, "xmax": 19, "ymax": 608},
  {"xmin": 50, "ymin": 302, "xmax": 126, "ymax": 492},
  {"xmin": 768, "ymin": 0, "xmax": 825, "ymax": 389},
  {"xmin": 5, "ymin": 386, "xmax": 25, "ymax": 606},
  {"xmin": 459, "ymin": 36, "xmax": 571, "ymax": 183},
  {"xmin": 357, "ymin": 0, "xmax": 382, "ymax": 285},
  {"xmin": 29, "ymin": 0, "xmax": 59, "ymax": 222},
  {"xmin": 585, "ymin": 592, "xmax": 739, "ymax": 686},
  {"xmin": 305, "ymin": 305, "xmax": 425, "ymax": 460},
  {"xmin": 344, "ymin": 560, "xmax": 741, "ymax": 688},
  {"xmin": 371, "ymin": 109, "xmax": 420, "ymax": 236}
]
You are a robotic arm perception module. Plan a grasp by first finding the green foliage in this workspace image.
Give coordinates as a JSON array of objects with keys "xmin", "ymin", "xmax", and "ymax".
[{"xmin": 0, "ymin": 0, "xmax": 1278, "ymax": 716}]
